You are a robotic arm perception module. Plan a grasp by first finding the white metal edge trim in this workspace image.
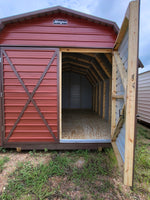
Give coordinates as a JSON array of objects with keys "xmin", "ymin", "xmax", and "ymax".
[{"xmin": 60, "ymin": 139, "xmax": 111, "ymax": 143}]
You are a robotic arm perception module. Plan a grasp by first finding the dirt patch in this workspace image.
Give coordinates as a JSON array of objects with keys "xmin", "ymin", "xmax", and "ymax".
[
  {"xmin": 74, "ymin": 157, "xmax": 85, "ymax": 168},
  {"xmin": 0, "ymin": 151, "xmax": 51, "ymax": 192}
]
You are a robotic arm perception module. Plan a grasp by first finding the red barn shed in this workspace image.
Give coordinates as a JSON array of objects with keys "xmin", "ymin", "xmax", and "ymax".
[{"xmin": 0, "ymin": 1, "xmax": 141, "ymax": 186}]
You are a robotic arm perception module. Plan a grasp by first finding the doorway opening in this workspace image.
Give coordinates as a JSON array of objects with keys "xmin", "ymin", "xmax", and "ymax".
[{"xmin": 61, "ymin": 52, "xmax": 112, "ymax": 142}]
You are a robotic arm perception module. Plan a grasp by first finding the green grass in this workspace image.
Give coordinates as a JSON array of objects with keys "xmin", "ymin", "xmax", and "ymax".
[
  {"xmin": 137, "ymin": 123, "xmax": 150, "ymax": 141},
  {"xmin": 0, "ymin": 157, "xmax": 9, "ymax": 173},
  {"xmin": 0, "ymin": 147, "xmax": 7, "ymax": 153},
  {"xmin": 0, "ymin": 123, "xmax": 149, "ymax": 200},
  {"xmin": 1, "ymin": 150, "xmax": 117, "ymax": 200},
  {"xmin": 134, "ymin": 123, "xmax": 150, "ymax": 197}
]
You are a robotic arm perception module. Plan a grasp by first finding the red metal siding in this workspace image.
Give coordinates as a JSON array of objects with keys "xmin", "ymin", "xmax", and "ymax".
[
  {"xmin": 2, "ymin": 47, "xmax": 58, "ymax": 143},
  {"xmin": 0, "ymin": 13, "xmax": 117, "ymax": 48},
  {"xmin": 0, "ymin": 59, "xmax": 2, "ymax": 146}
]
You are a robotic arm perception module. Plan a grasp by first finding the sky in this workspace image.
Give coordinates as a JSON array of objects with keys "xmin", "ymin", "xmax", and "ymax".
[{"xmin": 0, "ymin": 0, "xmax": 149, "ymax": 73}]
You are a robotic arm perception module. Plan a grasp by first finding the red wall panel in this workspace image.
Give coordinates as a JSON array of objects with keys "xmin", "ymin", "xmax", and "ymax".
[
  {"xmin": 2, "ymin": 48, "xmax": 58, "ymax": 143},
  {"xmin": 0, "ymin": 13, "xmax": 117, "ymax": 48}
]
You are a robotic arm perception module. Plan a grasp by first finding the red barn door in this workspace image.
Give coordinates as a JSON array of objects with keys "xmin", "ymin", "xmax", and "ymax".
[{"xmin": 1, "ymin": 47, "xmax": 59, "ymax": 144}]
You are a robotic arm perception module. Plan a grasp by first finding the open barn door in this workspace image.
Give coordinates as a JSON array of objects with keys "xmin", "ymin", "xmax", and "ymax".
[{"xmin": 111, "ymin": 0, "xmax": 139, "ymax": 186}]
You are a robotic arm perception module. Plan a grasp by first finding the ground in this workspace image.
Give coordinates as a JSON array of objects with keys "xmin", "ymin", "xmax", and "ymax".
[{"xmin": 0, "ymin": 123, "xmax": 149, "ymax": 200}]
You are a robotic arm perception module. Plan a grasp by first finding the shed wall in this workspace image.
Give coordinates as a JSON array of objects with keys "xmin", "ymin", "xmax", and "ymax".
[
  {"xmin": 62, "ymin": 72, "xmax": 92, "ymax": 109},
  {"xmin": 137, "ymin": 71, "xmax": 150, "ymax": 124},
  {"xmin": 0, "ymin": 13, "xmax": 117, "ymax": 48}
]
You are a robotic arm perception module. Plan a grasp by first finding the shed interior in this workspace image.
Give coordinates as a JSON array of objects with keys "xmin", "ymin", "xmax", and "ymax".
[{"xmin": 61, "ymin": 52, "xmax": 112, "ymax": 140}]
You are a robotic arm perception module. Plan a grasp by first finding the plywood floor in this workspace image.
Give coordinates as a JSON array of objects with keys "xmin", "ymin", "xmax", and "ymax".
[{"xmin": 62, "ymin": 110, "xmax": 111, "ymax": 139}]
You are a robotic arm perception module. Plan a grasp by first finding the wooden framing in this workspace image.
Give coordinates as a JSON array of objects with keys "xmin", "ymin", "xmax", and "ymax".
[
  {"xmin": 90, "ymin": 68, "xmax": 99, "ymax": 82},
  {"xmin": 87, "ymin": 71, "xmax": 97, "ymax": 85},
  {"xmin": 124, "ymin": 0, "xmax": 139, "ymax": 186},
  {"xmin": 98, "ymin": 81, "xmax": 102, "ymax": 116},
  {"xmin": 109, "ymin": 78, "xmax": 112, "ymax": 122},
  {"xmin": 63, "ymin": 55, "xmax": 90, "ymax": 65},
  {"xmin": 95, "ymin": 55, "xmax": 111, "ymax": 78},
  {"xmin": 63, "ymin": 61, "xmax": 89, "ymax": 69},
  {"xmin": 102, "ymin": 81, "xmax": 106, "ymax": 119},
  {"xmin": 112, "ymin": 95, "xmax": 124, "ymax": 99},
  {"xmin": 112, "ymin": 142, "xmax": 124, "ymax": 171},
  {"xmin": 105, "ymin": 53, "xmax": 112, "ymax": 64},
  {"xmin": 114, "ymin": 6, "xmax": 129, "ymax": 50},
  {"xmin": 114, "ymin": 52, "xmax": 127, "ymax": 90},
  {"xmin": 60, "ymin": 48, "xmax": 112, "ymax": 53},
  {"xmin": 93, "ymin": 86, "xmax": 95, "ymax": 112},
  {"xmin": 111, "ymin": 53, "xmax": 117, "ymax": 137},
  {"xmin": 112, "ymin": 105, "xmax": 125, "ymax": 141},
  {"xmin": 86, "ymin": 74, "xmax": 94, "ymax": 86},
  {"xmin": 111, "ymin": 0, "xmax": 139, "ymax": 187},
  {"xmin": 83, "ymin": 53, "xmax": 109, "ymax": 79},
  {"xmin": 63, "ymin": 58, "xmax": 101, "ymax": 83},
  {"xmin": 85, "ymin": 53, "xmax": 111, "ymax": 78},
  {"xmin": 95, "ymin": 84, "xmax": 98, "ymax": 113},
  {"xmin": 91, "ymin": 62, "xmax": 105, "ymax": 81},
  {"xmin": 63, "ymin": 52, "xmax": 107, "ymax": 82},
  {"xmin": 59, "ymin": 51, "xmax": 62, "ymax": 139},
  {"xmin": 71, "ymin": 69, "xmax": 86, "ymax": 76}
]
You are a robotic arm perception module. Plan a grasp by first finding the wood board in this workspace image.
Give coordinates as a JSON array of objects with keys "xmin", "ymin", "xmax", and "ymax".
[{"xmin": 62, "ymin": 109, "xmax": 110, "ymax": 139}]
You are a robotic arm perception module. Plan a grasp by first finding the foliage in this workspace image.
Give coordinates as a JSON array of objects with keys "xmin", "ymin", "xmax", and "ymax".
[
  {"xmin": 134, "ymin": 124, "xmax": 150, "ymax": 197},
  {"xmin": 0, "ymin": 123, "xmax": 150, "ymax": 199},
  {"xmin": 0, "ymin": 157, "xmax": 9, "ymax": 173}
]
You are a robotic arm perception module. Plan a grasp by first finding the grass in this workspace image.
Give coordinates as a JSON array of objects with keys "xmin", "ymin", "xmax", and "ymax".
[
  {"xmin": 134, "ymin": 123, "xmax": 150, "ymax": 198},
  {"xmin": 0, "ymin": 123, "xmax": 149, "ymax": 199},
  {"xmin": 0, "ymin": 149, "xmax": 117, "ymax": 200},
  {"xmin": 0, "ymin": 157, "xmax": 9, "ymax": 173}
]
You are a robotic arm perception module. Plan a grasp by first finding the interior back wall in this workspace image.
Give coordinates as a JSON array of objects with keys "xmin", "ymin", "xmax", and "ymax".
[{"xmin": 62, "ymin": 72, "xmax": 92, "ymax": 109}]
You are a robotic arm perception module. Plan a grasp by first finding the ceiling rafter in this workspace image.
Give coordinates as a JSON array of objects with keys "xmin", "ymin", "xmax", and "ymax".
[
  {"xmin": 85, "ymin": 53, "xmax": 111, "ymax": 78},
  {"xmin": 62, "ymin": 55, "xmax": 103, "ymax": 82},
  {"xmin": 105, "ymin": 53, "xmax": 112, "ymax": 64},
  {"xmin": 63, "ymin": 64, "xmax": 95, "ymax": 86}
]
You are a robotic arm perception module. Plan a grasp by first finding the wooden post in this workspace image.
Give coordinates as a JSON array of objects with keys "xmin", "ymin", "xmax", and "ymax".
[
  {"xmin": 59, "ymin": 51, "xmax": 62, "ymax": 139},
  {"xmin": 109, "ymin": 78, "xmax": 112, "ymax": 122},
  {"xmin": 98, "ymin": 81, "xmax": 101, "ymax": 116},
  {"xmin": 124, "ymin": 0, "xmax": 139, "ymax": 186},
  {"xmin": 111, "ymin": 53, "xmax": 117, "ymax": 137},
  {"xmin": 102, "ymin": 81, "xmax": 106, "ymax": 119},
  {"xmin": 93, "ymin": 86, "xmax": 95, "ymax": 112},
  {"xmin": 95, "ymin": 84, "xmax": 98, "ymax": 113}
]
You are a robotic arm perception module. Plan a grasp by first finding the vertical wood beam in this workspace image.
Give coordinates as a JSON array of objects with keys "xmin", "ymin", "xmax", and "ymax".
[
  {"xmin": 93, "ymin": 86, "xmax": 95, "ymax": 112},
  {"xmin": 59, "ymin": 50, "xmax": 62, "ymax": 139},
  {"xmin": 98, "ymin": 82, "xmax": 102, "ymax": 116},
  {"xmin": 102, "ymin": 81, "xmax": 106, "ymax": 119},
  {"xmin": 124, "ymin": 0, "xmax": 139, "ymax": 186},
  {"xmin": 111, "ymin": 53, "xmax": 117, "ymax": 137},
  {"xmin": 109, "ymin": 78, "xmax": 112, "ymax": 122},
  {"xmin": 105, "ymin": 53, "xmax": 112, "ymax": 64},
  {"xmin": 95, "ymin": 85, "xmax": 98, "ymax": 113}
]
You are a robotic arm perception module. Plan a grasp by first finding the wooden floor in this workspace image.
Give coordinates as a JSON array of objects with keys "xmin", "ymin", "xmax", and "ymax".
[{"xmin": 62, "ymin": 110, "xmax": 111, "ymax": 139}]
